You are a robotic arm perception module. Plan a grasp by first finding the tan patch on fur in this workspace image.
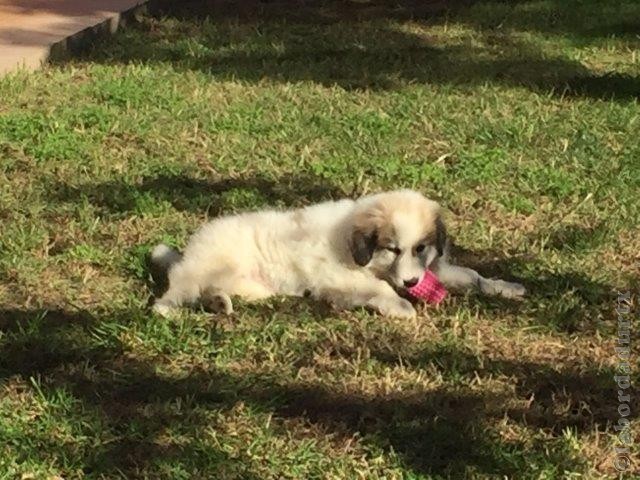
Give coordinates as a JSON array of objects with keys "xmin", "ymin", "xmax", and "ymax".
[
  {"xmin": 351, "ymin": 201, "xmax": 395, "ymax": 247},
  {"xmin": 353, "ymin": 191, "xmax": 441, "ymax": 248},
  {"xmin": 422, "ymin": 214, "xmax": 442, "ymax": 245}
]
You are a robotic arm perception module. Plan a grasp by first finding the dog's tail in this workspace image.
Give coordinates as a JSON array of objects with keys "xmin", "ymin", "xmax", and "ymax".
[{"xmin": 151, "ymin": 243, "xmax": 182, "ymax": 272}]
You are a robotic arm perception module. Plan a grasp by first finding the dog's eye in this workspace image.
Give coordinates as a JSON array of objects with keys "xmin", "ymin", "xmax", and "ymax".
[
  {"xmin": 415, "ymin": 244, "xmax": 426, "ymax": 254},
  {"xmin": 385, "ymin": 246, "xmax": 401, "ymax": 255}
]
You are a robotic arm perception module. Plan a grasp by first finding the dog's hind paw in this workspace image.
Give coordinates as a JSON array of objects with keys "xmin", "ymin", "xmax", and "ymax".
[
  {"xmin": 202, "ymin": 288, "xmax": 233, "ymax": 315},
  {"xmin": 153, "ymin": 302, "xmax": 175, "ymax": 318}
]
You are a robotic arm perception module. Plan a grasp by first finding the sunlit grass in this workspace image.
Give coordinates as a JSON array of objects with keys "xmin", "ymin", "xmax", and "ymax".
[{"xmin": 0, "ymin": 0, "xmax": 638, "ymax": 478}]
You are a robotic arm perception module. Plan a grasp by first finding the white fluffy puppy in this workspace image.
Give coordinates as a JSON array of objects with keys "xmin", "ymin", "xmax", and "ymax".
[{"xmin": 152, "ymin": 190, "xmax": 525, "ymax": 319}]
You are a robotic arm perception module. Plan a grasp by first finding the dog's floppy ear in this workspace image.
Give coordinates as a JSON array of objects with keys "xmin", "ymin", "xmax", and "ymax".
[
  {"xmin": 350, "ymin": 200, "xmax": 389, "ymax": 266},
  {"xmin": 435, "ymin": 214, "xmax": 447, "ymax": 257},
  {"xmin": 350, "ymin": 226, "xmax": 378, "ymax": 266}
]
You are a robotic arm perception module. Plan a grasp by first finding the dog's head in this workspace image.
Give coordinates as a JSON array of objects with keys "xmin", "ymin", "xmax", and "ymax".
[{"xmin": 349, "ymin": 190, "xmax": 447, "ymax": 289}]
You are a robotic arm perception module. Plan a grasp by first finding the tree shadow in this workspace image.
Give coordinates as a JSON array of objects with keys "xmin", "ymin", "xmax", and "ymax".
[
  {"xmin": 51, "ymin": 172, "xmax": 348, "ymax": 217},
  {"xmin": 70, "ymin": 0, "xmax": 640, "ymax": 100},
  {"xmin": 369, "ymin": 342, "xmax": 621, "ymax": 434},
  {"xmin": 444, "ymin": 243, "xmax": 624, "ymax": 333},
  {"xmin": 146, "ymin": 0, "xmax": 640, "ymax": 41},
  {"xmin": 442, "ymin": 0, "xmax": 640, "ymax": 40},
  {"xmin": 0, "ymin": 307, "xmax": 259, "ymax": 477},
  {"xmin": 544, "ymin": 222, "xmax": 610, "ymax": 253},
  {"xmin": 0, "ymin": 306, "xmax": 604, "ymax": 477},
  {"xmin": 0, "ymin": 308, "xmax": 118, "ymax": 378}
]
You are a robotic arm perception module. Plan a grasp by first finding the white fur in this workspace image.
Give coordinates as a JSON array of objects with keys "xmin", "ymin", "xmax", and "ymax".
[
  {"xmin": 152, "ymin": 190, "xmax": 525, "ymax": 318},
  {"xmin": 151, "ymin": 243, "xmax": 182, "ymax": 270}
]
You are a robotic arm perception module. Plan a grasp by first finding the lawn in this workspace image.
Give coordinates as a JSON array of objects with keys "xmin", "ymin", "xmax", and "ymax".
[{"xmin": 0, "ymin": 0, "xmax": 639, "ymax": 478}]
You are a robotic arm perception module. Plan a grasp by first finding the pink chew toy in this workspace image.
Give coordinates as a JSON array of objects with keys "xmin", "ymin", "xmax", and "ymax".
[{"xmin": 407, "ymin": 270, "xmax": 447, "ymax": 305}]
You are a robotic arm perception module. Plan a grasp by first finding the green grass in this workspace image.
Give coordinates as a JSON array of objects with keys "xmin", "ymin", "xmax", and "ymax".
[{"xmin": 1, "ymin": 0, "xmax": 639, "ymax": 478}]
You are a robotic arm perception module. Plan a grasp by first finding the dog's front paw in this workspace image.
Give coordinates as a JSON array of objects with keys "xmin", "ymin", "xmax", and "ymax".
[
  {"xmin": 375, "ymin": 296, "xmax": 417, "ymax": 319},
  {"xmin": 502, "ymin": 281, "xmax": 526, "ymax": 298}
]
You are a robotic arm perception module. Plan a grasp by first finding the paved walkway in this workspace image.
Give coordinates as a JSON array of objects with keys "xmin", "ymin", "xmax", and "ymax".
[{"xmin": 0, "ymin": 0, "xmax": 145, "ymax": 75}]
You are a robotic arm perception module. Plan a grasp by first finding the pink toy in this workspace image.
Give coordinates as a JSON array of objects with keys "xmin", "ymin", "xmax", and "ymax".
[{"xmin": 407, "ymin": 270, "xmax": 447, "ymax": 305}]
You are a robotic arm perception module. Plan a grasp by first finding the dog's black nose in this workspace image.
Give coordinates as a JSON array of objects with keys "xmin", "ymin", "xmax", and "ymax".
[{"xmin": 403, "ymin": 278, "xmax": 419, "ymax": 288}]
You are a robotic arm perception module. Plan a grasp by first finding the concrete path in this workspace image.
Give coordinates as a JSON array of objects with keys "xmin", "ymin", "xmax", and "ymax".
[{"xmin": 0, "ymin": 0, "xmax": 145, "ymax": 75}]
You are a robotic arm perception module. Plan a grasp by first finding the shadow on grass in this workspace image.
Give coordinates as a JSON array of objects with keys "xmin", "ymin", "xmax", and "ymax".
[
  {"xmin": 369, "ymin": 343, "xmax": 617, "ymax": 434},
  {"xmin": 0, "ymin": 310, "xmax": 610, "ymax": 478},
  {"xmin": 51, "ymin": 172, "xmax": 348, "ymax": 217},
  {"xmin": 444, "ymin": 243, "xmax": 625, "ymax": 334},
  {"xmin": 0, "ymin": 309, "xmax": 119, "ymax": 377},
  {"xmin": 148, "ymin": 0, "xmax": 640, "ymax": 40},
  {"xmin": 1, "ymin": 305, "xmax": 623, "ymax": 477},
  {"xmin": 69, "ymin": 0, "xmax": 640, "ymax": 100}
]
